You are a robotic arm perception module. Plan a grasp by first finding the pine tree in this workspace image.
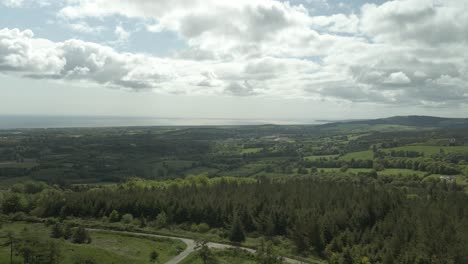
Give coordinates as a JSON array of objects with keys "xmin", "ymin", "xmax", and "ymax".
[
  {"xmin": 50, "ymin": 223, "xmax": 63, "ymax": 239},
  {"xmin": 109, "ymin": 210, "xmax": 120, "ymax": 223},
  {"xmin": 149, "ymin": 250, "xmax": 159, "ymax": 263},
  {"xmin": 139, "ymin": 215, "xmax": 147, "ymax": 228},
  {"xmin": 63, "ymin": 224, "xmax": 72, "ymax": 240},
  {"xmin": 229, "ymin": 214, "xmax": 246, "ymax": 243},
  {"xmin": 72, "ymin": 226, "xmax": 91, "ymax": 244}
]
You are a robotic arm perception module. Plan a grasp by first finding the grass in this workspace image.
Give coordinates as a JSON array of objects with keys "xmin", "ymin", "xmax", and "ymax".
[
  {"xmin": 347, "ymin": 133, "xmax": 371, "ymax": 141},
  {"xmin": 241, "ymin": 148, "xmax": 263, "ymax": 154},
  {"xmin": 71, "ymin": 218, "xmax": 324, "ymax": 263},
  {"xmin": 339, "ymin": 150, "xmax": 374, "ymax": 161},
  {"xmin": 0, "ymin": 161, "xmax": 38, "ymax": 169},
  {"xmin": 378, "ymin": 169, "xmax": 426, "ymax": 177},
  {"xmin": 180, "ymin": 248, "xmax": 257, "ymax": 264},
  {"xmin": 318, "ymin": 168, "xmax": 373, "ymax": 173},
  {"xmin": 382, "ymin": 145, "xmax": 468, "ymax": 156},
  {"xmin": 0, "ymin": 222, "xmax": 185, "ymax": 264}
]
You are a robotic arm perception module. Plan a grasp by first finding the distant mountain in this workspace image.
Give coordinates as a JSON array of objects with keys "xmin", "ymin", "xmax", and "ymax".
[{"xmin": 319, "ymin": 115, "xmax": 468, "ymax": 131}]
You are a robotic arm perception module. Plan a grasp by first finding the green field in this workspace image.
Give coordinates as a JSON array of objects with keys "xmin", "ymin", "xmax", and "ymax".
[
  {"xmin": 383, "ymin": 145, "xmax": 468, "ymax": 156},
  {"xmin": 180, "ymin": 248, "xmax": 256, "ymax": 264},
  {"xmin": 339, "ymin": 150, "xmax": 374, "ymax": 161},
  {"xmin": 378, "ymin": 169, "xmax": 426, "ymax": 177},
  {"xmin": 318, "ymin": 168, "xmax": 373, "ymax": 173},
  {"xmin": 0, "ymin": 222, "xmax": 185, "ymax": 264},
  {"xmin": 241, "ymin": 148, "xmax": 263, "ymax": 154}
]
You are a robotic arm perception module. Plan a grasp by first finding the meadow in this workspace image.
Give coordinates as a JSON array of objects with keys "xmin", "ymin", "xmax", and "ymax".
[{"xmin": 0, "ymin": 222, "xmax": 185, "ymax": 264}]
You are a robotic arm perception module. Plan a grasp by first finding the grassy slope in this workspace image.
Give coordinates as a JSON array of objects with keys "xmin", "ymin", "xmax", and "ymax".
[
  {"xmin": 378, "ymin": 169, "xmax": 426, "ymax": 177},
  {"xmin": 180, "ymin": 248, "xmax": 257, "ymax": 264},
  {"xmin": 0, "ymin": 222, "xmax": 185, "ymax": 264},
  {"xmin": 339, "ymin": 150, "xmax": 374, "ymax": 161}
]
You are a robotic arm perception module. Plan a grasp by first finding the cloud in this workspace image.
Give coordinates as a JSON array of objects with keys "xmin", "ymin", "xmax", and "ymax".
[
  {"xmin": 384, "ymin": 72, "xmax": 411, "ymax": 84},
  {"xmin": 0, "ymin": 28, "xmax": 179, "ymax": 91},
  {"xmin": 225, "ymin": 81, "xmax": 256, "ymax": 96},
  {"xmin": 67, "ymin": 21, "xmax": 104, "ymax": 34},
  {"xmin": 360, "ymin": 0, "xmax": 468, "ymax": 45},
  {"xmin": 1, "ymin": 0, "xmax": 468, "ymax": 108},
  {"xmin": 0, "ymin": 28, "xmax": 65, "ymax": 73},
  {"xmin": 2, "ymin": 0, "xmax": 24, "ymax": 7},
  {"xmin": 311, "ymin": 14, "xmax": 359, "ymax": 34},
  {"xmin": 1, "ymin": 0, "xmax": 50, "ymax": 7},
  {"xmin": 58, "ymin": 0, "xmax": 316, "ymax": 58},
  {"xmin": 114, "ymin": 25, "xmax": 130, "ymax": 43}
]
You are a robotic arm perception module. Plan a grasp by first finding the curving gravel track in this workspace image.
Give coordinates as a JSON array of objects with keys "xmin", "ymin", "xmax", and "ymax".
[{"xmin": 87, "ymin": 228, "xmax": 316, "ymax": 264}]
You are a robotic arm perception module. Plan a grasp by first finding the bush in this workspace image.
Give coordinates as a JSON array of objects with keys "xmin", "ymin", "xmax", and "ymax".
[
  {"xmin": 195, "ymin": 223, "xmax": 210, "ymax": 233},
  {"xmin": 2, "ymin": 193, "xmax": 27, "ymax": 214},
  {"xmin": 63, "ymin": 224, "xmax": 73, "ymax": 240},
  {"xmin": 72, "ymin": 226, "xmax": 92, "ymax": 244},
  {"xmin": 121, "ymin": 213, "xmax": 134, "ymax": 224},
  {"xmin": 109, "ymin": 210, "xmax": 120, "ymax": 223},
  {"xmin": 154, "ymin": 211, "xmax": 167, "ymax": 228}
]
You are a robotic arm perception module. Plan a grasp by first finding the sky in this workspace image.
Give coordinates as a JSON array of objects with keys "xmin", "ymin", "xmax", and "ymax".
[{"xmin": 1, "ymin": 0, "xmax": 467, "ymax": 122}]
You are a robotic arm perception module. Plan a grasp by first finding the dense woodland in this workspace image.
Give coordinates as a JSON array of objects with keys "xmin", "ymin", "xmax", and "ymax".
[{"xmin": 2, "ymin": 176, "xmax": 468, "ymax": 263}]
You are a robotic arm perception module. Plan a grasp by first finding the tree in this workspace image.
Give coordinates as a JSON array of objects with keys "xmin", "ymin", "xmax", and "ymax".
[
  {"xmin": 139, "ymin": 215, "xmax": 147, "ymax": 228},
  {"xmin": 72, "ymin": 226, "xmax": 91, "ymax": 244},
  {"xmin": 16, "ymin": 232, "xmax": 62, "ymax": 264},
  {"xmin": 1, "ymin": 193, "xmax": 26, "ymax": 214},
  {"xmin": 3, "ymin": 231, "xmax": 15, "ymax": 264},
  {"xmin": 121, "ymin": 213, "xmax": 133, "ymax": 224},
  {"xmin": 50, "ymin": 223, "xmax": 63, "ymax": 239},
  {"xmin": 155, "ymin": 211, "xmax": 167, "ymax": 228},
  {"xmin": 63, "ymin": 224, "xmax": 72, "ymax": 240},
  {"xmin": 340, "ymin": 165, "xmax": 349, "ymax": 172},
  {"xmin": 45, "ymin": 240, "xmax": 62, "ymax": 264},
  {"xmin": 256, "ymin": 239, "xmax": 284, "ymax": 264},
  {"xmin": 195, "ymin": 240, "xmax": 212, "ymax": 264},
  {"xmin": 229, "ymin": 214, "xmax": 246, "ymax": 243},
  {"xmin": 109, "ymin": 209, "xmax": 120, "ymax": 222},
  {"xmin": 149, "ymin": 250, "xmax": 159, "ymax": 263}
]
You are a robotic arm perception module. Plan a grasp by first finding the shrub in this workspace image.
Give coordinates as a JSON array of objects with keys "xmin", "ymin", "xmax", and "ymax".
[
  {"xmin": 109, "ymin": 210, "xmax": 120, "ymax": 222},
  {"xmin": 121, "ymin": 213, "xmax": 134, "ymax": 224},
  {"xmin": 72, "ymin": 226, "xmax": 92, "ymax": 244}
]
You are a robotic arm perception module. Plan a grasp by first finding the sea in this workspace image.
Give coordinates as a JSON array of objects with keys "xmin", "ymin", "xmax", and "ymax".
[{"xmin": 0, "ymin": 115, "xmax": 328, "ymax": 129}]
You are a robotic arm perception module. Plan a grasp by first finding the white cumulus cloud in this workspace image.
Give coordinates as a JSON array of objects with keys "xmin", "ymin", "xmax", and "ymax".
[{"xmin": 1, "ymin": 0, "xmax": 468, "ymax": 108}]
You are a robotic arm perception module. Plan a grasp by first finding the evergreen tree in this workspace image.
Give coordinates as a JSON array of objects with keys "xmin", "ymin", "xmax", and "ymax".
[
  {"xmin": 63, "ymin": 224, "xmax": 72, "ymax": 240},
  {"xmin": 149, "ymin": 250, "xmax": 159, "ymax": 263},
  {"xmin": 72, "ymin": 226, "xmax": 91, "ymax": 244},
  {"xmin": 50, "ymin": 223, "xmax": 63, "ymax": 239},
  {"xmin": 139, "ymin": 215, "xmax": 147, "ymax": 228},
  {"xmin": 109, "ymin": 210, "xmax": 120, "ymax": 223},
  {"xmin": 229, "ymin": 214, "xmax": 246, "ymax": 243},
  {"xmin": 195, "ymin": 240, "xmax": 212, "ymax": 264}
]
